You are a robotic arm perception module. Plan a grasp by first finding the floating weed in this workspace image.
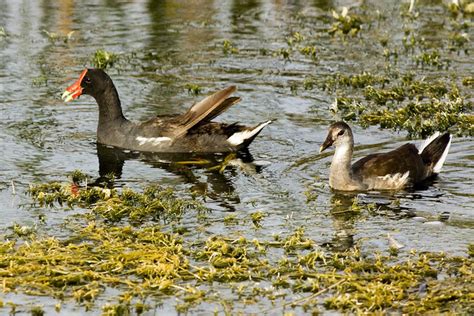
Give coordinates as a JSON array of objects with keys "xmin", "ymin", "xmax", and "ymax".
[
  {"xmin": 414, "ymin": 50, "xmax": 449, "ymax": 69},
  {"xmin": 303, "ymin": 76, "xmax": 317, "ymax": 90},
  {"xmin": 299, "ymin": 45, "xmax": 317, "ymax": 61},
  {"xmin": 449, "ymin": 32, "xmax": 469, "ymax": 50},
  {"xmin": 283, "ymin": 227, "xmax": 314, "ymax": 252},
  {"xmin": 250, "ymin": 211, "xmax": 265, "ymax": 228},
  {"xmin": 223, "ymin": 214, "xmax": 238, "ymax": 226},
  {"xmin": 0, "ymin": 26, "xmax": 7, "ymax": 37},
  {"xmin": 11, "ymin": 223, "xmax": 37, "ymax": 238},
  {"xmin": 359, "ymin": 98, "xmax": 473, "ymax": 137},
  {"xmin": 30, "ymin": 306, "xmax": 44, "ymax": 316},
  {"xmin": 329, "ymin": 7, "xmax": 363, "ymax": 37},
  {"xmin": 329, "ymin": 72, "xmax": 390, "ymax": 90},
  {"xmin": 274, "ymin": 48, "xmax": 292, "ymax": 60},
  {"xmin": 1, "ymin": 214, "xmax": 472, "ymax": 314},
  {"xmin": 286, "ymin": 32, "xmax": 305, "ymax": 46},
  {"xmin": 323, "ymin": 71, "xmax": 472, "ymax": 137},
  {"xmin": 222, "ymin": 40, "xmax": 238, "ymax": 54},
  {"xmin": 184, "ymin": 83, "xmax": 202, "ymax": 95},
  {"xmin": 42, "ymin": 30, "xmax": 74, "ymax": 43},
  {"xmin": 92, "ymin": 49, "xmax": 118, "ymax": 69},
  {"xmin": 32, "ymin": 74, "xmax": 48, "ymax": 87},
  {"xmin": 28, "ymin": 172, "xmax": 206, "ymax": 224},
  {"xmin": 102, "ymin": 303, "xmax": 130, "ymax": 316},
  {"xmin": 462, "ymin": 76, "xmax": 474, "ymax": 86},
  {"xmin": 303, "ymin": 188, "xmax": 318, "ymax": 203}
]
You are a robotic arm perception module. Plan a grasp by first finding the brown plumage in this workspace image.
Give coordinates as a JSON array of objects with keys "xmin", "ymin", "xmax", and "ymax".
[{"xmin": 319, "ymin": 122, "xmax": 452, "ymax": 191}]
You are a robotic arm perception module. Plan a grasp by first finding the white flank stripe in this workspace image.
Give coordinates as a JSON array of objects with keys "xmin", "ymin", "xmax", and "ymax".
[
  {"xmin": 379, "ymin": 171, "xmax": 410, "ymax": 187},
  {"xmin": 136, "ymin": 136, "xmax": 171, "ymax": 146},
  {"xmin": 433, "ymin": 135, "xmax": 451, "ymax": 174},
  {"xmin": 227, "ymin": 121, "xmax": 271, "ymax": 146},
  {"xmin": 418, "ymin": 132, "xmax": 440, "ymax": 154}
]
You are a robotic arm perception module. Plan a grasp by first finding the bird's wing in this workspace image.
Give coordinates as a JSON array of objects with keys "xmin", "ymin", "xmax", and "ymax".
[
  {"xmin": 352, "ymin": 143, "xmax": 424, "ymax": 181},
  {"xmin": 170, "ymin": 86, "xmax": 238, "ymax": 138}
]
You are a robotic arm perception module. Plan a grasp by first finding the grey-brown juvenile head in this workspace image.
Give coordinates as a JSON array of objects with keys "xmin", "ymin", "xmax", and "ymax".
[{"xmin": 320, "ymin": 121, "xmax": 353, "ymax": 153}]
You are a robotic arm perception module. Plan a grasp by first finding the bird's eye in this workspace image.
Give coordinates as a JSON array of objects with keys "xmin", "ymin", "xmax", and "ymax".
[
  {"xmin": 84, "ymin": 77, "xmax": 91, "ymax": 84},
  {"xmin": 337, "ymin": 130, "xmax": 345, "ymax": 136}
]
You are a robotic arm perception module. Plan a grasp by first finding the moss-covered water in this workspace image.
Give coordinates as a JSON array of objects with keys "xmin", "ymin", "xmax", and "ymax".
[{"xmin": 0, "ymin": 0, "xmax": 473, "ymax": 314}]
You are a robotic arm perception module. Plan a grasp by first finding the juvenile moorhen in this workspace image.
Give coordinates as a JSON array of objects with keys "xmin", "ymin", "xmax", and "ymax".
[
  {"xmin": 62, "ymin": 69, "xmax": 271, "ymax": 152},
  {"xmin": 320, "ymin": 122, "xmax": 452, "ymax": 191}
]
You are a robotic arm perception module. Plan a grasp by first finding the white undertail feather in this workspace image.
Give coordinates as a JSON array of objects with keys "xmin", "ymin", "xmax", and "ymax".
[
  {"xmin": 227, "ymin": 121, "xmax": 272, "ymax": 146},
  {"xmin": 433, "ymin": 135, "xmax": 451, "ymax": 174},
  {"xmin": 418, "ymin": 132, "xmax": 440, "ymax": 154}
]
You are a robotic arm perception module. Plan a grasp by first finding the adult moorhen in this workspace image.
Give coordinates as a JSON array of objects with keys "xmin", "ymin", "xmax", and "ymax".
[
  {"xmin": 319, "ymin": 122, "xmax": 451, "ymax": 191},
  {"xmin": 62, "ymin": 69, "xmax": 271, "ymax": 152}
]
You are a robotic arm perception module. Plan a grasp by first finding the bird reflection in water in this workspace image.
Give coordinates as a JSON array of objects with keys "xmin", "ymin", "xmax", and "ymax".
[
  {"xmin": 326, "ymin": 191, "xmax": 418, "ymax": 252},
  {"xmin": 94, "ymin": 144, "xmax": 264, "ymax": 210}
]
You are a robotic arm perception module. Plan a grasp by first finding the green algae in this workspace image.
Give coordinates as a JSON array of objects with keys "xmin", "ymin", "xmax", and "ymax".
[
  {"xmin": 222, "ymin": 40, "xmax": 238, "ymax": 55},
  {"xmin": 42, "ymin": 30, "xmax": 74, "ymax": 43},
  {"xmin": 28, "ymin": 171, "xmax": 206, "ymax": 224},
  {"xmin": 5, "ymin": 173, "xmax": 474, "ymax": 313},
  {"xmin": 1, "ymin": 206, "xmax": 473, "ymax": 314},
  {"xmin": 184, "ymin": 83, "xmax": 202, "ymax": 95},
  {"xmin": 329, "ymin": 8, "xmax": 363, "ymax": 37},
  {"xmin": 323, "ymin": 71, "xmax": 473, "ymax": 137},
  {"xmin": 92, "ymin": 49, "xmax": 118, "ymax": 69}
]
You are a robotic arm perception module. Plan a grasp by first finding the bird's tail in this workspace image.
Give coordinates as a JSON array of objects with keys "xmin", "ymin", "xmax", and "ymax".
[
  {"xmin": 227, "ymin": 120, "xmax": 273, "ymax": 148},
  {"xmin": 420, "ymin": 132, "xmax": 452, "ymax": 174}
]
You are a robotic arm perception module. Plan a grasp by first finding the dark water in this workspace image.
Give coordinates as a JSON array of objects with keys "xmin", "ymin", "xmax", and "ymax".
[{"xmin": 0, "ymin": 0, "xmax": 473, "ymax": 314}]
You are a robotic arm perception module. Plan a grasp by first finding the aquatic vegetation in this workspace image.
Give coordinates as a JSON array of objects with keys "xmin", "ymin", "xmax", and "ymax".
[
  {"xmin": 299, "ymin": 45, "xmax": 318, "ymax": 61},
  {"xmin": 286, "ymin": 32, "xmax": 305, "ymax": 46},
  {"xmin": 250, "ymin": 211, "xmax": 265, "ymax": 228},
  {"xmin": 274, "ymin": 47, "xmax": 292, "ymax": 60},
  {"xmin": 449, "ymin": 32, "xmax": 469, "ymax": 50},
  {"xmin": 1, "ymin": 216, "xmax": 472, "ymax": 314},
  {"xmin": 414, "ymin": 50, "xmax": 449, "ymax": 69},
  {"xmin": 185, "ymin": 83, "xmax": 202, "ymax": 95},
  {"xmin": 462, "ymin": 76, "xmax": 474, "ymax": 86},
  {"xmin": 303, "ymin": 76, "xmax": 317, "ymax": 90},
  {"xmin": 326, "ymin": 72, "xmax": 390, "ymax": 90},
  {"xmin": 32, "ymin": 74, "xmax": 48, "ymax": 87},
  {"xmin": 92, "ymin": 49, "xmax": 118, "ymax": 69},
  {"xmin": 222, "ymin": 39, "xmax": 238, "ymax": 54},
  {"xmin": 28, "ymin": 171, "xmax": 206, "ymax": 224},
  {"xmin": 0, "ymin": 173, "xmax": 471, "ymax": 314},
  {"xmin": 329, "ymin": 7, "xmax": 363, "ymax": 36},
  {"xmin": 42, "ymin": 30, "xmax": 74, "ymax": 43},
  {"xmin": 359, "ymin": 98, "xmax": 474, "ymax": 137},
  {"xmin": 325, "ymin": 70, "xmax": 472, "ymax": 137}
]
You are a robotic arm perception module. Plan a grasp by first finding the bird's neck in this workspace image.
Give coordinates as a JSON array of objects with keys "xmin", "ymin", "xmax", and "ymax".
[
  {"xmin": 95, "ymin": 85, "xmax": 127, "ymax": 127},
  {"xmin": 329, "ymin": 141, "xmax": 358, "ymax": 189}
]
